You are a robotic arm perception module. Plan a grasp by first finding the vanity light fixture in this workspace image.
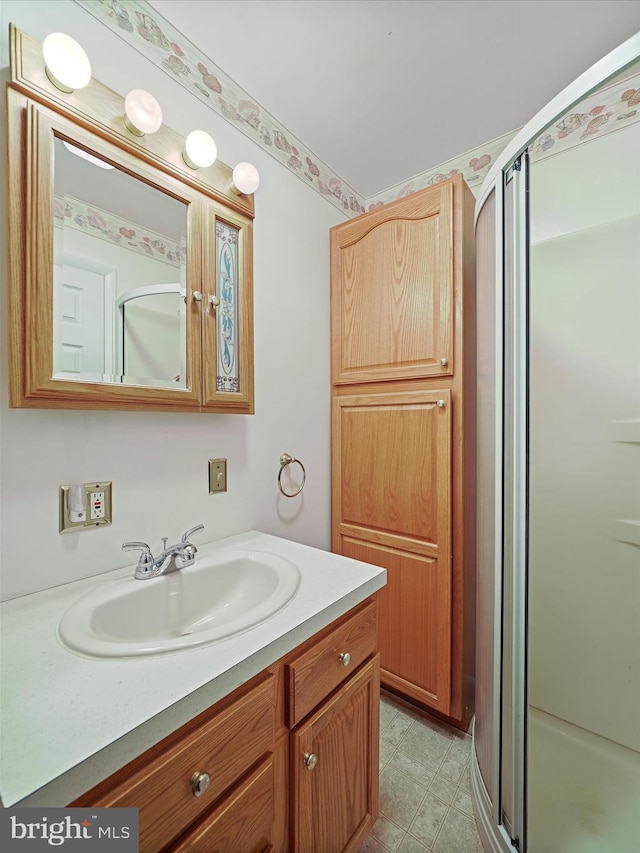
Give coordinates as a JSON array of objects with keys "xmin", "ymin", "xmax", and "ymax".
[
  {"xmin": 42, "ymin": 32, "xmax": 91, "ymax": 93},
  {"xmin": 183, "ymin": 130, "xmax": 217, "ymax": 170},
  {"xmin": 124, "ymin": 89, "xmax": 163, "ymax": 136},
  {"xmin": 231, "ymin": 162, "xmax": 260, "ymax": 195}
]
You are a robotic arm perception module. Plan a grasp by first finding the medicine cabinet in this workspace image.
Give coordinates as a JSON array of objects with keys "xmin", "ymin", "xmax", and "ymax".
[{"xmin": 6, "ymin": 26, "xmax": 255, "ymax": 413}]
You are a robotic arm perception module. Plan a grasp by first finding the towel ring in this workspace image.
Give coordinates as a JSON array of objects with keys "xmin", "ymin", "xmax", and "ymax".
[{"xmin": 278, "ymin": 453, "xmax": 306, "ymax": 498}]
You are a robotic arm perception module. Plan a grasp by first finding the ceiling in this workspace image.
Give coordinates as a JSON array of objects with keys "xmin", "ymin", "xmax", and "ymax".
[{"xmin": 146, "ymin": 0, "xmax": 640, "ymax": 199}]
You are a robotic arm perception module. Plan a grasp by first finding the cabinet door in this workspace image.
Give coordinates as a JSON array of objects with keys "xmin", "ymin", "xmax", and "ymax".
[
  {"xmin": 332, "ymin": 389, "xmax": 452, "ymax": 714},
  {"xmin": 342, "ymin": 540, "xmax": 451, "ymax": 715},
  {"xmin": 291, "ymin": 656, "xmax": 379, "ymax": 853},
  {"xmin": 201, "ymin": 203, "xmax": 254, "ymax": 413},
  {"xmin": 330, "ymin": 182, "xmax": 453, "ymax": 385},
  {"xmin": 332, "ymin": 389, "xmax": 451, "ymax": 549}
]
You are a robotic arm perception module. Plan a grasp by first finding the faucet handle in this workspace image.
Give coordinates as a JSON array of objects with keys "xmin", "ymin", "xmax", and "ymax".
[
  {"xmin": 122, "ymin": 541, "xmax": 151, "ymax": 553},
  {"xmin": 123, "ymin": 541, "xmax": 156, "ymax": 578},
  {"xmin": 122, "ymin": 541, "xmax": 154, "ymax": 568},
  {"xmin": 181, "ymin": 524, "xmax": 204, "ymax": 544}
]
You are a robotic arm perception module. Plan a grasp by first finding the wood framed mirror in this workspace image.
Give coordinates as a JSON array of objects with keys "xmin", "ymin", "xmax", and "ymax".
[{"xmin": 6, "ymin": 25, "xmax": 254, "ymax": 413}]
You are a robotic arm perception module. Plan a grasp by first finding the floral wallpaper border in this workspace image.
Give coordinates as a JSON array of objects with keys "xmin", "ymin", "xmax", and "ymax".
[
  {"xmin": 75, "ymin": 0, "xmax": 366, "ymax": 215},
  {"xmin": 365, "ymin": 128, "xmax": 518, "ymax": 210},
  {"xmin": 54, "ymin": 194, "xmax": 185, "ymax": 267},
  {"xmin": 75, "ymin": 1, "xmax": 640, "ymax": 217},
  {"xmin": 528, "ymin": 72, "xmax": 640, "ymax": 160},
  {"xmin": 366, "ymin": 69, "xmax": 640, "ymax": 209}
]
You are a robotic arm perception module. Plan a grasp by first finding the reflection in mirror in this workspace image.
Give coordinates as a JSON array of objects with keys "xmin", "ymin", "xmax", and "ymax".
[
  {"xmin": 117, "ymin": 285, "xmax": 186, "ymax": 385},
  {"xmin": 52, "ymin": 136, "xmax": 188, "ymax": 389}
]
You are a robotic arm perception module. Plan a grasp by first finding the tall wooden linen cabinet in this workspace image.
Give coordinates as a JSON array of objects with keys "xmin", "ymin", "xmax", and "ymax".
[{"xmin": 330, "ymin": 176, "xmax": 476, "ymax": 728}]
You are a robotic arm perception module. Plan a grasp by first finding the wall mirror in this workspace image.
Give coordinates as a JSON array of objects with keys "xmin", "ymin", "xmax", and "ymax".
[
  {"xmin": 53, "ymin": 137, "xmax": 188, "ymax": 390},
  {"xmin": 6, "ymin": 25, "xmax": 255, "ymax": 413}
]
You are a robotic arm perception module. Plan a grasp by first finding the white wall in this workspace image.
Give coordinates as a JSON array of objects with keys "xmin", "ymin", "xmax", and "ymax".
[{"xmin": 0, "ymin": 0, "xmax": 346, "ymax": 600}]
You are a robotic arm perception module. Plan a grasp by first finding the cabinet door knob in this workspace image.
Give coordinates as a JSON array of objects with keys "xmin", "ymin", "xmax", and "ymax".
[
  {"xmin": 303, "ymin": 752, "xmax": 318, "ymax": 771},
  {"xmin": 209, "ymin": 294, "xmax": 220, "ymax": 307},
  {"xmin": 440, "ymin": 357, "xmax": 449, "ymax": 367},
  {"xmin": 437, "ymin": 399, "xmax": 445, "ymax": 408},
  {"xmin": 192, "ymin": 291, "xmax": 203, "ymax": 303},
  {"xmin": 339, "ymin": 652, "xmax": 351, "ymax": 667},
  {"xmin": 191, "ymin": 771, "xmax": 211, "ymax": 797}
]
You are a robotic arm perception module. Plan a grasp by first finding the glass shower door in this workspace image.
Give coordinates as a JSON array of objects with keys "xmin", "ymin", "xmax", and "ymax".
[
  {"xmin": 473, "ymin": 37, "xmax": 640, "ymax": 853},
  {"xmin": 527, "ymin": 119, "xmax": 640, "ymax": 851}
]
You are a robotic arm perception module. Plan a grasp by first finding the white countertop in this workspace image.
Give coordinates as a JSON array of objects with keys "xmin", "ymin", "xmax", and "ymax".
[{"xmin": 0, "ymin": 531, "xmax": 386, "ymax": 808}]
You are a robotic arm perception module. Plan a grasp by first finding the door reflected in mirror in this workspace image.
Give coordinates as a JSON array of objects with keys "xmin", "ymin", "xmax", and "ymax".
[{"xmin": 52, "ymin": 137, "xmax": 188, "ymax": 389}]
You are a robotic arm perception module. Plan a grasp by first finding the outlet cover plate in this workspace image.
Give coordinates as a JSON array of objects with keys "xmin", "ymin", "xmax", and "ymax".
[
  {"xmin": 59, "ymin": 481, "xmax": 112, "ymax": 533},
  {"xmin": 209, "ymin": 458, "xmax": 227, "ymax": 493}
]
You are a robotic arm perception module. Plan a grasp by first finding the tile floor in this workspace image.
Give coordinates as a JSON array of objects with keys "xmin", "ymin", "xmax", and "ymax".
[{"xmin": 361, "ymin": 691, "xmax": 484, "ymax": 853}]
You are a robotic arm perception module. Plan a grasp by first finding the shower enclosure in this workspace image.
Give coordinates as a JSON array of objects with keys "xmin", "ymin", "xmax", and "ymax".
[
  {"xmin": 115, "ymin": 283, "xmax": 187, "ymax": 386},
  {"xmin": 473, "ymin": 33, "xmax": 640, "ymax": 853}
]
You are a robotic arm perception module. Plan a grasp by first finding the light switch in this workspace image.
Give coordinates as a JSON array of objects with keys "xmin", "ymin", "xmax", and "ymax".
[{"xmin": 209, "ymin": 458, "xmax": 227, "ymax": 493}]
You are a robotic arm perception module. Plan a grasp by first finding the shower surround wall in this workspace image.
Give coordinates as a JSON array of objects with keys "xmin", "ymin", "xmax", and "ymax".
[{"xmin": 0, "ymin": 0, "xmax": 345, "ymax": 600}]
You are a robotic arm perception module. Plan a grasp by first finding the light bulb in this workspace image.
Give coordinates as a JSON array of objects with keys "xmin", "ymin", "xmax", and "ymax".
[
  {"xmin": 124, "ymin": 89, "xmax": 163, "ymax": 136},
  {"xmin": 232, "ymin": 162, "xmax": 260, "ymax": 195},
  {"xmin": 183, "ymin": 130, "xmax": 217, "ymax": 170},
  {"xmin": 43, "ymin": 32, "xmax": 91, "ymax": 93}
]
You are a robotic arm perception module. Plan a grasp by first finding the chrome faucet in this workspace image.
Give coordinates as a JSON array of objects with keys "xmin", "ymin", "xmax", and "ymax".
[{"xmin": 122, "ymin": 524, "xmax": 204, "ymax": 580}]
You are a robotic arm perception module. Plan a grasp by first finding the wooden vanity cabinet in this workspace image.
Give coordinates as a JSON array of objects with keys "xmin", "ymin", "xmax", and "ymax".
[
  {"xmin": 330, "ymin": 176, "xmax": 476, "ymax": 729},
  {"xmin": 71, "ymin": 598, "xmax": 379, "ymax": 853},
  {"xmin": 287, "ymin": 600, "xmax": 379, "ymax": 853},
  {"xmin": 72, "ymin": 672, "xmax": 278, "ymax": 853},
  {"xmin": 290, "ymin": 657, "xmax": 379, "ymax": 853}
]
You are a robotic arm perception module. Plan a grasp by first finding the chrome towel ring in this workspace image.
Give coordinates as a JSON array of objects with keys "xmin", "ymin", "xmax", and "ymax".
[{"xmin": 278, "ymin": 453, "xmax": 306, "ymax": 498}]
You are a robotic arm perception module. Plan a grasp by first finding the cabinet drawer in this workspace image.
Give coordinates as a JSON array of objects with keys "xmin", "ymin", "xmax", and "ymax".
[
  {"xmin": 86, "ymin": 675, "xmax": 275, "ymax": 853},
  {"xmin": 286, "ymin": 600, "xmax": 376, "ymax": 726},
  {"xmin": 169, "ymin": 756, "xmax": 274, "ymax": 853}
]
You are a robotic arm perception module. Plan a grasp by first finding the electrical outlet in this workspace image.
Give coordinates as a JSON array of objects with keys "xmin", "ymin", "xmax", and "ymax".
[
  {"xmin": 90, "ymin": 491, "xmax": 106, "ymax": 520},
  {"xmin": 209, "ymin": 458, "xmax": 227, "ymax": 493},
  {"xmin": 60, "ymin": 481, "xmax": 112, "ymax": 533}
]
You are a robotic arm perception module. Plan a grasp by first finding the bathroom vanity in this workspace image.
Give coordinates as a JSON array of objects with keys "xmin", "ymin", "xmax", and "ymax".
[
  {"xmin": 0, "ymin": 532, "xmax": 385, "ymax": 853},
  {"xmin": 74, "ymin": 599, "xmax": 378, "ymax": 852}
]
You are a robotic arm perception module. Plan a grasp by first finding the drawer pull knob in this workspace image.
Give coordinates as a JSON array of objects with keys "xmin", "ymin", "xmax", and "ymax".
[
  {"xmin": 440, "ymin": 357, "xmax": 449, "ymax": 367},
  {"xmin": 437, "ymin": 399, "xmax": 445, "ymax": 408},
  {"xmin": 339, "ymin": 652, "xmax": 351, "ymax": 667},
  {"xmin": 303, "ymin": 752, "xmax": 318, "ymax": 771},
  {"xmin": 191, "ymin": 771, "xmax": 211, "ymax": 797}
]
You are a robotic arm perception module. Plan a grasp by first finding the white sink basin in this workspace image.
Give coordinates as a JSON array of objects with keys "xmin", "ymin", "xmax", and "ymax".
[{"xmin": 58, "ymin": 550, "xmax": 301, "ymax": 658}]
